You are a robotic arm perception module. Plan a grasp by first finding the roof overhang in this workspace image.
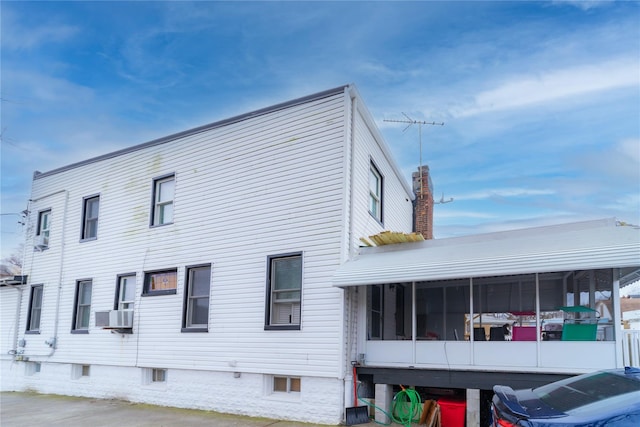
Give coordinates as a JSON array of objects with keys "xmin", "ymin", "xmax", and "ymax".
[
  {"xmin": 333, "ymin": 218, "xmax": 640, "ymax": 287},
  {"xmin": 0, "ymin": 275, "xmax": 28, "ymax": 287}
]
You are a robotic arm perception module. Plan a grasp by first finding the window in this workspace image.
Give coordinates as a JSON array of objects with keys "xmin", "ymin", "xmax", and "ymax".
[
  {"xmin": 142, "ymin": 367, "xmax": 167, "ymax": 385},
  {"xmin": 72, "ymin": 280, "xmax": 92, "ymax": 332},
  {"xmin": 265, "ymin": 253, "xmax": 302, "ymax": 330},
  {"xmin": 273, "ymin": 376, "xmax": 301, "ymax": 393},
  {"xmin": 72, "ymin": 364, "xmax": 90, "ymax": 379},
  {"xmin": 26, "ymin": 285, "xmax": 43, "ymax": 333},
  {"xmin": 25, "ymin": 362, "xmax": 41, "ymax": 376},
  {"xmin": 81, "ymin": 195, "xmax": 99, "ymax": 240},
  {"xmin": 151, "ymin": 174, "xmax": 175, "ymax": 226},
  {"xmin": 36, "ymin": 210, "xmax": 51, "ymax": 246},
  {"xmin": 116, "ymin": 274, "xmax": 136, "ymax": 310},
  {"xmin": 143, "ymin": 269, "xmax": 177, "ymax": 296},
  {"xmin": 152, "ymin": 368, "xmax": 166, "ymax": 382},
  {"xmin": 369, "ymin": 161, "xmax": 383, "ymax": 222},
  {"xmin": 183, "ymin": 265, "xmax": 211, "ymax": 331}
]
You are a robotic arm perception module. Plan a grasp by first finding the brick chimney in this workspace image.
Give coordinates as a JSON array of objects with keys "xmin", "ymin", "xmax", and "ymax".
[{"xmin": 412, "ymin": 165, "xmax": 434, "ymax": 239}]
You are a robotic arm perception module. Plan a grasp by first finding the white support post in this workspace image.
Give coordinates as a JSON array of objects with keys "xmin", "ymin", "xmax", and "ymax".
[
  {"xmin": 466, "ymin": 388, "xmax": 480, "ymax": 427},
  {"xmin": 375, "ymin": 383, "xmax": 393, "ymax": 424}
]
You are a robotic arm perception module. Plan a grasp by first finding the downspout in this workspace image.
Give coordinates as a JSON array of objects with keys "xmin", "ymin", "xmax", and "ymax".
[
  {"xmin": 9, "ymin": 214, "xmax": 30, "ymax": 357},
  {"xmin": 9, "ymin": 282, "xmax": 25, "ymax": 357},
  {"xmin": 340, "ymin": 89, "xmax": 358, "ymax": 412}
]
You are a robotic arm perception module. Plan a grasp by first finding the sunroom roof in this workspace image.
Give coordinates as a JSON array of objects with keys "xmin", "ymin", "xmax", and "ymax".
[{"xmin": 333, "ymin": 218, "xmax": 640, "ymax": 287}]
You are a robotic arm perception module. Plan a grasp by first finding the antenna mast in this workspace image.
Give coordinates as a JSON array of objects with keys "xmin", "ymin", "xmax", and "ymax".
[{"xmin": 384, "ymin": 113, "xmax": 444, "ymax": 198}]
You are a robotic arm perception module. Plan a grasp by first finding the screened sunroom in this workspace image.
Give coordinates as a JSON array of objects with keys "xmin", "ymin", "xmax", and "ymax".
[{"xmin": 335, "ymin": 219, "xmax": 640, "ymax": 374}]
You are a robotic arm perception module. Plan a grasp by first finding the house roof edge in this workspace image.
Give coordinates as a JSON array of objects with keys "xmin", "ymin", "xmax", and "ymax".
[{"xmin": 33, "ymin": 85, "xmax": 351, "ymax": 180}]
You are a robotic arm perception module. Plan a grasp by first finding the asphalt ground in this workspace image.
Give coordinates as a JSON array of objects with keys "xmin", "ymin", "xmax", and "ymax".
[{"xmin": 1, "ymin": 392, "xmax": 381, "ymax": 427}]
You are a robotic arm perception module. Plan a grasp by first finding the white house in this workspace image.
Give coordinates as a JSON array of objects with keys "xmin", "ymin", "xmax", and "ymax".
[
  {"xmin": 3, "ymin": 83, "xmax": 639, "ymax": 426},
  {"xmin": 0, "ymin": 85, "xmax": 415, "ymax": 425}
]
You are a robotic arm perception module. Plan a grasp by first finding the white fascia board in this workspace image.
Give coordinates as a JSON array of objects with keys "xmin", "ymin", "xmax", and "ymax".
[{"xmin": 347, "ymin": 85, "xmax": 414, "ymax": 200}]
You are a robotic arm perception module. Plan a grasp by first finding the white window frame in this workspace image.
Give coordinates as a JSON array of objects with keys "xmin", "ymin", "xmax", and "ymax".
[
  {"xmin": 265, "ymin": 253, "xmax": 302, "ymax": 330},
  {"xmin": 151, "ymin": 174, "xmax": 175, "ymax": 226},
  {"xmin": 116, "ymin": 274, "xmax": 136, "ymax": 310},
  {"xmin": 183, "ymin": 265, "xmax": 211, "ymax": 331},
  {"xmin": 81, "ymin": 195, "xmax": 100, "ymax": 240},
  {"xmin": 369, "ymin": 161, "xmax": 383, "ymax": 222}
]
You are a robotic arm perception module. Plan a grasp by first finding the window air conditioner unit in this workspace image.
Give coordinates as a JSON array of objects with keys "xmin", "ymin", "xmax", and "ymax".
[
  {"xmin": 95, "ymin": 310, "xmax": 134, "ymax": 329},
  {"xmin": 34, "ymin": 234, "xmax": 48, "ymax": 251}
]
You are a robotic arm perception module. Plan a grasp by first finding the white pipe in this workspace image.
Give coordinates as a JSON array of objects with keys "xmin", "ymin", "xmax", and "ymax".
[{"xmin": 8, "ymin": 283, "xmax": 24, "ymax": 356}]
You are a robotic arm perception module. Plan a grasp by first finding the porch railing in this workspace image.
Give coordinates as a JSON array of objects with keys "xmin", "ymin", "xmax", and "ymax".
[{"xmin": 622, "ymin": 330, "xmax": 640, "ymax": 367}]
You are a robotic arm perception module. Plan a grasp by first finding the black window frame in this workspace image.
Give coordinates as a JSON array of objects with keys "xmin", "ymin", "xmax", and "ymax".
[
  {"xmin": 150, "ymin": 173, "xmax": 175, "ymax": 227},
  {"xmin": 143, "ymin": 268, "xmax": 178, "ymax": 296},
  {"xmin": 71, "ymin": 279, "xmax": 92, "ymax": 334},
  {"xmin": 182, "ymin": 264, "xmax": 211, "ymax": 332},
  {"xmin": 26, "ymin": 284, "xmax": 44, "ymax": 334},
  {"xmin": 80, "ymin": 195, "xmax": 100, "ymax": 241},
  {"xmin": 369, "ymin": 160, "xmax": 384, "ymax": 224},
  {"xmin": 264, "ymin": 252, "xmax": 302, "ymax": 331}
]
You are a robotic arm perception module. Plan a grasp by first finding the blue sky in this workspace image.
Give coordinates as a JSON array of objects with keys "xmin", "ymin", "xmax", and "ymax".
[{"xmin": 1, "ymin": 1, "xmax": 639, "ymax": 259}]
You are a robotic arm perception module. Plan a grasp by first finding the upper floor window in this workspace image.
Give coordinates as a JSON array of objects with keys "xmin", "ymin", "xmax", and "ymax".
[
  {"xmin": 37, "ymin": 210, "xmax": 51, "ymax": 247},
  {"xmin": 183, "ymin": 265, "xmax": 211, "ymax": 331},
  {"xmin": 116, "ymin": 274, "xmax": 136, "ymax": 310},
  {"xmin": 81, "ymin": 195, "xmax": 100, "ymax": 240},
  {"xmin": 72, "ymin": 280, "xmax": 92, "ymax": 332},
  {"xmin": 26, "ymin": 284, "xmax": 44, "ymax": 333},
  {"xmin": 369, "ymin": 162, "xmax": 383, "ymax": 222},
  {"xmin": 151, "ymin": 174, "xmax": 175, "ymax": 226},
  {"xmin": 265, "ymin": 253, "xmax": 302, "ymax": 330},
  {"xmin": 143, "ymin": 269, "xmax": 177, "ymax": 296}
]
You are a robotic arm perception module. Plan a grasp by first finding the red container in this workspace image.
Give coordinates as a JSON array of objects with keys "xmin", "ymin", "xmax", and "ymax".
[{"xmin": 438, "ymin": 398, "xmax": 466, "ymax": 427}]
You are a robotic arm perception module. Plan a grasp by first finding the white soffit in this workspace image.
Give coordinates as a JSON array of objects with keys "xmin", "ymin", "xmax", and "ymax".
[{"xmin": 333, "ymin": 218, "xmax": 640, "ymax": 287}]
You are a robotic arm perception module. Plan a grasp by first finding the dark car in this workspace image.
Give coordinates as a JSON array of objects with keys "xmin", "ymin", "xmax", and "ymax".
[{"xmin": 491, "ymin": 367, "xmax": 640, "ymax": 426}]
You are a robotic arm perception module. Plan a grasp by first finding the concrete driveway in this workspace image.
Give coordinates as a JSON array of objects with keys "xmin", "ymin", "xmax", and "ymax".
[{"xmin": 1, "ymin": 392, "xmax": 375, "ymax": 427}]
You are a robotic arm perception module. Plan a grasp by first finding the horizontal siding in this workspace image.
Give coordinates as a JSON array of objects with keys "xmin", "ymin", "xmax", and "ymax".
[
  {"xmin": 350, "ymin": 107, "xmax": 414, "ymax": 250},
  {"xmin": 19, "ymin": 92, "xmax": 349, "ymax": 378}
]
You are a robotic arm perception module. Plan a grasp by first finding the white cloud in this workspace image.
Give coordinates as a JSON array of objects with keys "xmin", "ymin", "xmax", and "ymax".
[
  {"xmin": 453, "ymin": 57, "xmax": 639, "ymax": 118},
  {"xmin": 457, "ymin": 188, "xmax": 556, "ymax": 201},
  {"xmin": 1, "ymin": 9, "xmax": 79, "ymax": 50}
]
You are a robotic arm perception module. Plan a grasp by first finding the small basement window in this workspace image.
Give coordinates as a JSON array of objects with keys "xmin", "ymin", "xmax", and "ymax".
[{"xmin": 273, "ymin": 376, "xmax": 301, "ymax": 393}]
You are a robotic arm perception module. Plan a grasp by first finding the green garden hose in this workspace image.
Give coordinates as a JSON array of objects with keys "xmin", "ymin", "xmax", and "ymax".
[{"xmin": 359, "ymin": 385, "xmax": 422, "ymax": 427}]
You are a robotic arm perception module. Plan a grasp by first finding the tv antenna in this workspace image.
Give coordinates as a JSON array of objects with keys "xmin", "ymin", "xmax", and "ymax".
[
  {"xmin": 434, "ymin": 192, "xmax": 454, "ymax": 204},
  {"xmin": 384, "ymin": 113, "xmax": 445, "ymax": 199}
]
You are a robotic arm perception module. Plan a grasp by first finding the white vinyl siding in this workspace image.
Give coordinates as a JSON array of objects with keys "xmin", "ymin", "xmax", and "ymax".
[{"xmin": 18, "ymin": 88, "xmax": 407, "ymax": 382}]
